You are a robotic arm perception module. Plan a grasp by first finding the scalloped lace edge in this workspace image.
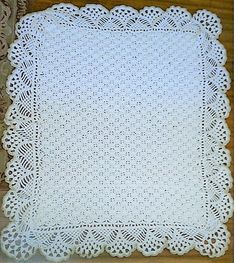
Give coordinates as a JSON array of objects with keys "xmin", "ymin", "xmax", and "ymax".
[{"xmin": 1, "ymin": 4, "xmax": 233, "ymax": 262}]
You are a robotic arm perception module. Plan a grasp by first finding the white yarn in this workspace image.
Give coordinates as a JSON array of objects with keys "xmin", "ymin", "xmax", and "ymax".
[{"xmin": 1, "ymin": 4, "xmax": 233, "ymax": 262}]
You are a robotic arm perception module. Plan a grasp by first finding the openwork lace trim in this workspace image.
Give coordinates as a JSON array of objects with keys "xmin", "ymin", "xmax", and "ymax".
[
  {"xmin": 0, "ymin": 1, "xmax": 11, "ymax": 59},
  {"xmin": 1, "ymin": 4, "xmax": 233, "ymax": 261},
  {"xmin": 0, "ymin": 1, "xmax": 12, "ymax": 182},
  {"xmin": 16, "ymin": 0, "xmax": 28, "ymax": 20},
  {"xmin": 0, "ymin": 0, "xmax": 28, "ymax": 181}
]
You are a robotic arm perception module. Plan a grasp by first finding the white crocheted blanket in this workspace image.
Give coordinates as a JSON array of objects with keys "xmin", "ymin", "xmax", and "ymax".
[{"xmin": 1, "ymin": 4, "xmax": 233, "ymax": 262}]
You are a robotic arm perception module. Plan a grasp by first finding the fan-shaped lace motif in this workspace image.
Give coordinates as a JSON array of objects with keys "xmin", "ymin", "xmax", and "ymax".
[{"xmin": 1, "ymin": 4, "xmax": 233, "ymax": 262}]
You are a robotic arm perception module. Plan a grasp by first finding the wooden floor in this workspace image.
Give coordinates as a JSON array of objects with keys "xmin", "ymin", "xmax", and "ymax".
[{"xmin": 0, "ymin": 0, "xmax": 233, "ymax": 262}]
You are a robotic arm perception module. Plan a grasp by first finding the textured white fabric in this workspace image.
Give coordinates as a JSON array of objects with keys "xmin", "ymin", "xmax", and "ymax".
[{"xmin": 1, "ymin": 4, "xmax": 233, "ymax": 262}]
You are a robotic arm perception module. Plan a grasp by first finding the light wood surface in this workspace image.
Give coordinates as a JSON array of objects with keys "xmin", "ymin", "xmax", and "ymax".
[{"xmin": 0, "ymin": 0, "xmax": 233, "ymax": 262}]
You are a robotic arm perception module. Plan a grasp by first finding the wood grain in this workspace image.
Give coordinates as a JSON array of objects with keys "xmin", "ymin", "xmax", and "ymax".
[{"xmin": 0, "ymin": 0, "xmax": 233, "ymax": 262}]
